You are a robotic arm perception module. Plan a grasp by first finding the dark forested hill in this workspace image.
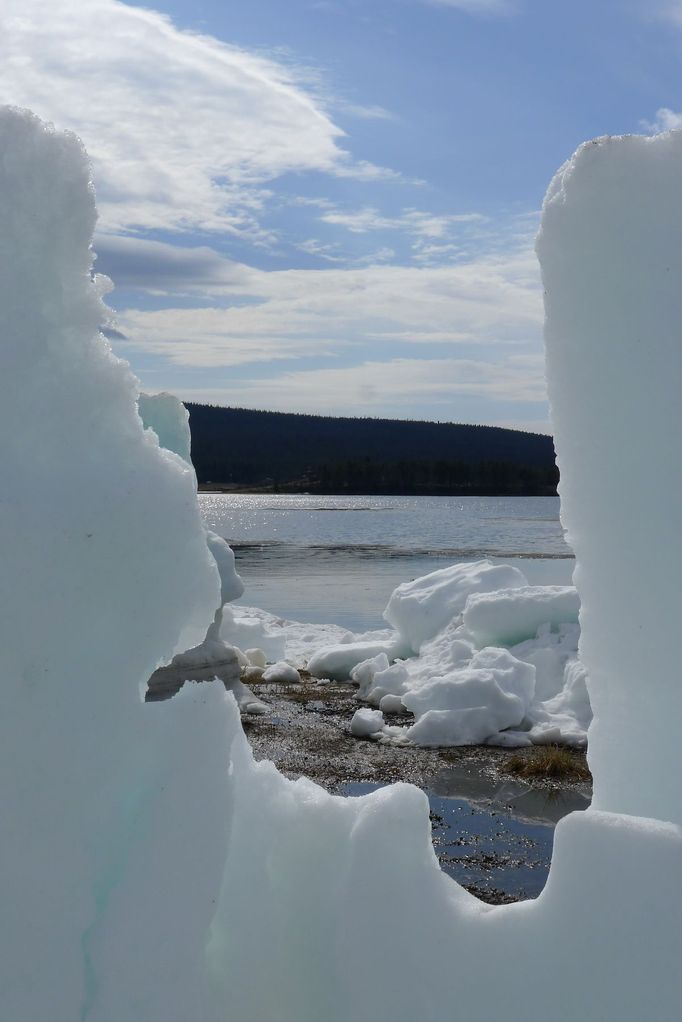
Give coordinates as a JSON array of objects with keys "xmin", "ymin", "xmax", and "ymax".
[{"xmin": 185, "ymin": 404, "xmax": 558, "ymax": 496}]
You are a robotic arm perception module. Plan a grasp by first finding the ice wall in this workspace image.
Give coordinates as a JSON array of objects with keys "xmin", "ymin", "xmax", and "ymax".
[
  {"xmin": 0, "ymin": 108, "xmax": 229, "ymax": 1020},
  {"xmin": 536, "ymin": 133, "xmax": 682, "ymax": 823}
]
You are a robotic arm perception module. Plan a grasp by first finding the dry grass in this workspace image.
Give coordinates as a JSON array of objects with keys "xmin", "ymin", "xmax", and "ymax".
[
  {"xmin": 506, "ymin": 745, "xmax": 591, "ymax": 782},
  {"xmin": 287, "ymin": 684, "xmax": 321, "ymax": 705}
]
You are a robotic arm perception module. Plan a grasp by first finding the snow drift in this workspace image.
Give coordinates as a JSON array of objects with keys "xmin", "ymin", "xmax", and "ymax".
[{"xmin": 1, "ymin": 108, "xmax": 680, "ymax": 1021}]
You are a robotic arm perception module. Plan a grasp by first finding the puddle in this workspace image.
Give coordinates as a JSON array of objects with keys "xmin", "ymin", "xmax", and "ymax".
[{"xmin": 341, "ymin": 766, "xmax": 589, "ymax": 903}]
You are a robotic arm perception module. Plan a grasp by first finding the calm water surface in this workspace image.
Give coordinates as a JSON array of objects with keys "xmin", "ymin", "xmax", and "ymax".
[
  {"xmin": 342, "ymin": 770, "xmax": 589, "ymax": 900},
  {"xmin": 199, "ymin": 494, "xmax": 574, "ymax": 632}
]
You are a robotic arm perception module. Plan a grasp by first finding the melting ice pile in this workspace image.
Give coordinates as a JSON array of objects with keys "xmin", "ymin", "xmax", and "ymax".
[
  {"xmin": 1, "ymin": 108, "xmax": 680, "ymax": 1021},
  {"xmin": 251, "ymin": 559, "xmax": 589, "ymax": 748}
]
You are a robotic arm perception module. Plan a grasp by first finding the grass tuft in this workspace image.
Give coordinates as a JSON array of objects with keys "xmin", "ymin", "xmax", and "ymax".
[{"xmin": 506, "ymin": 745, "xmax": 591, "ymax": 782}]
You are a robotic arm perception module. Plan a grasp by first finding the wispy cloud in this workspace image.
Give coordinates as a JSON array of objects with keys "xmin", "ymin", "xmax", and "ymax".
[
  {"xmin": 296, "ymin": 239, "xmax": 346, "ymax": 262},
  {"xmin": 423, "ymin": 0, "xmax": 517, "ymax": 15},
  {"xmin": 162, "ymin": 354, "xmax": 546, "ymax": 418},
  {"xmin": 102, "ymin": 237, "xmax": 543, "ymax": 371},
  {"xmin": 339, "ymin": 102, "xmax": 398, "ymax": 121},
  {"xmin": 641, "ymin": 107, "xmax": 682, "ymax": 133},
  {"xmin": 1, "ymin": 0, "xmax": 381, "ymax": 235},
  {"xmin": 318, "ymin": 205, "xmax": 487, "ymax": 237},
  {"xmin": 331, "ymin": 158, "xmax": 407, "ymax": 182}
]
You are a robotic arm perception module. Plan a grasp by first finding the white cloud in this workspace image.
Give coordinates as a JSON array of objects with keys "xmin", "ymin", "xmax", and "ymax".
[
  {"xmin": 113, "ymin": 307, "xmax": 345, "ymax": 368},
  {"xmin": 318, "ymin": 205, "xmax": 487, "ymax": 237},
  {"xmin": 340, "ymin": 103, "xmax": 397, "ymax": 121},
  {"xmin": 161, "ymin": 354, "xmax": 547, "ymax": 418},
  {"xmin": 296, "ymin": 239, "xmax": 346, "ymax": 262},
  {"xmin": 331, "ymin": 158, "xmax": 406, "ymax": 182},
  {"xmin": 424, "ymin": 0, "xmax": 516, "ymax": 14},
  {"xmin": 1, "ymin": 0, "xmax": 363, "ymax": 234},
  {"xmin": 412, "ymin": 242, "xmax": 462, "ymax": 264},
  {"xmin": 108, "ymin": 238, "xmax": 543, "ymax": 369},
  {"xmin": 641, "ymin": 107, "xmax": 682, "ymax": 133}
]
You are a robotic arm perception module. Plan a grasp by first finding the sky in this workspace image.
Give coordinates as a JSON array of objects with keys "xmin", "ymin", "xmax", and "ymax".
[{"xmin": 3, "ymin": 0, "xmax": 682, "ymax": 432}]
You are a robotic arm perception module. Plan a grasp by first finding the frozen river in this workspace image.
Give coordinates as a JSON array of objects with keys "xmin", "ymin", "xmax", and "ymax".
[{"xmin": 199, "ymin": 493, "xmax": 575, "ymax": 631}]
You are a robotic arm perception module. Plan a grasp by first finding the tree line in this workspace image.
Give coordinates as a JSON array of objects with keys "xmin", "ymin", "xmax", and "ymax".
[{"xmin": 185, "ymin": 403, "xmax": 558, "ymax": 496}]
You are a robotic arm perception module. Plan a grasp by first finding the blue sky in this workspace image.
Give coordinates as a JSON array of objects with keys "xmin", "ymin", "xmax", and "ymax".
[{"xmin": 4, "ymin": 0, "xmax": 682, "ymax": 430}]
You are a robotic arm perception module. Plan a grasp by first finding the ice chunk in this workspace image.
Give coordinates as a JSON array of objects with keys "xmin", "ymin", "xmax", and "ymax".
[
  {"xmin": 220, "ymin": 604, "xmax": 287, "ymax": 663},
  {"xmin": 511, "ymin": 622, "xmax": 580, "ymax": 701},
  {"xmin": 350, "ymin": 652, "xmax": 390, "ymax": 697},
  {"xmin": 262, "ymin": 661, "xmax": 301, "ymax": 684},
  {"xmin": 245, "ymin": 648, "xmax": 267, "ymax": 668},
  {"xmin": 462, "ymin": 585, "xmax": 579, "ymax": 648},
  {"xmin": 351, "ymin": 655, "xmax": 409, "ymax": 706},
  {"xmin": 350, "ymin": 707, "xmax": 385, "ymax": 737},
  {"xmin": 403, "ymin": 650, "xmax": 534, "ymax": 747},
  {"xmin": 206, "ymin": 530, "xmax": 244, "ymax": 604},
  {"xmin": 527, "ymin": 659, "xmax": 591, "ymax": 748},
  {"xmin": 384, "ymin": 559, "xmax": 527, "ymax": 652},
  {"xmin": 138, "ymin": 391, "xmax": 244, "ymax": 607},
  {"xmin": 138, "ymin": 391, "xmax": 192, "ymax": 465},
  {"xmin": 378, "ymin": 693, "xmax": 405, "ymax": 714},
  {"xmin": 307, "ymin": 636, "xmax": 409, "ymax": 681}
]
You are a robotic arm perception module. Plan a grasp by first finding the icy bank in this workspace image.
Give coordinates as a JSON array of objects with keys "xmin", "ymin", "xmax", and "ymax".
[{"xmin": 3, "ymin": 108, "xmax": 681, "ymax": 1020}]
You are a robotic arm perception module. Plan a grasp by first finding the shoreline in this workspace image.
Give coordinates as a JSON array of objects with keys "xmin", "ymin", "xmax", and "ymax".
[{"xmin": 198, "ymin": 483, "xmax": 559, "ymax": 497}]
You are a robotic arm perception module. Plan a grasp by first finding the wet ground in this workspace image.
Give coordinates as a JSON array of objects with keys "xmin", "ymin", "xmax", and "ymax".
[{"xmin": 242, "ymin": 676, "xmax": 592, "ymax": 905}]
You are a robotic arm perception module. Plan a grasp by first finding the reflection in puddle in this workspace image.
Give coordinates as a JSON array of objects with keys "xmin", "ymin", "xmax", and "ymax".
[{"xmin": 341, "ymin": 766, "xmax": 590, "ymax": 904}]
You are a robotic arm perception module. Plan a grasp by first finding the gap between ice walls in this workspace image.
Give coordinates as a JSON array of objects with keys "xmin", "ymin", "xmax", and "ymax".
[{"xmin": 0, "ymin": 108, "xmax": 680, "ymax": 1021}]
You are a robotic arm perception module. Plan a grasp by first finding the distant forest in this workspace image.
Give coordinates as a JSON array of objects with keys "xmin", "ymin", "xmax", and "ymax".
[{"xmin": 185, "ymin": 404, "xmax": 559, "ymax": 496}]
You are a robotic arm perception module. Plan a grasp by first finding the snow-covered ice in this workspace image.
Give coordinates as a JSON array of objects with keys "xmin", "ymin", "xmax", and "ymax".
[
  {"xmin": 261, "ymin": 660, "xmax": 301, "ymax": 684},
  {"xmin": 2, "ymin": 108, "xmax": 681, "ymax": 1021},
  {"xmin": 307, "ymin": 633, "xmax": 411, "ymax": 680},
  {"xmin": 462, "ymin": 584, "xmax": 579, "ymax": 647},
  {"xmin": 384, "ymin": 559, "xmax": 526, "ymax": 652},
  {"xmin": 302, "ymin": 565, "xmax": 588, "ymax": 747},
  {"xmin": 350, "ymin": 707, "xmax": 386, "ymax": 737}
]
